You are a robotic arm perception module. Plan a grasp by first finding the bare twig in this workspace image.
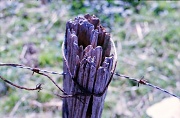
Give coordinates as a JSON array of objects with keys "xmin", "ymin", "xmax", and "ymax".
[{"xmin": 9, "ymin": 95, "xmax": 28, "ymax": 117}]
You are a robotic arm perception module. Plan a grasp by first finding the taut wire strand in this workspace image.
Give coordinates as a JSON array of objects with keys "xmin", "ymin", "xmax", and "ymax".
[{"xmin": 115, "ymin": 73, "xmax": 180, "ymax": 99}]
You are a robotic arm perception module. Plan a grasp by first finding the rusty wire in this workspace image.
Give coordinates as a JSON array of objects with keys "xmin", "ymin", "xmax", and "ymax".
[
  {"xmin": 0, "ymin": 62, "xmax": 179, "ymax": 99},
  {"xmin": 115, "ymin": 73, "xmax": 180, "ymax": 99},
  {"xmin": 0, "ymin": 75, "xmax": 43, "ymax": 92}
]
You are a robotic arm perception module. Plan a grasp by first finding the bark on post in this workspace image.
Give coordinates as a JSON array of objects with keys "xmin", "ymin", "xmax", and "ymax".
[{"xmin": 62, "ymin": 14, "xmax": 116, "ymax": 118}]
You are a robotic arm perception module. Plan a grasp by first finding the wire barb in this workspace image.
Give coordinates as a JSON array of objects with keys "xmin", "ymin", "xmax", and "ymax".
[
  {"xmin": 0, "ymin": 63, "xmax": 65, "ymax": 76},
  {"xmin": 0, "ymin": 75, "xmax": 43, "ymax": 92},
  {"xmin": 0, "ymin": 62, "xmax": 179, "ymax": 99},
  {"xmin": 115, "ymin": 73, "xmax": 180, "ymax": 99},
  {"xmin": 0, "ymin": 63, "xmax": 66, "ymax": 95}
]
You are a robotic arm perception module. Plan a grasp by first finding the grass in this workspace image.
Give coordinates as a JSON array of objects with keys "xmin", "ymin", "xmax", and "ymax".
[{"xmin": 0, "ymin": 1, "xmax": 180, "ymax": 118}]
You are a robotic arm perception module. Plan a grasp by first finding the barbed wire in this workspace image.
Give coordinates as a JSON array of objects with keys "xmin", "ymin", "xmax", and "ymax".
[
  {"xmin": 0, "ymin": 63, "xmax": 68, "ymax": 95},
  {"xmin": 0, "ymin": 62, "xmax": 179, "ymax": 99},
  {"xmin": 0, "ymin": 63, "xmax": 65, "ymax": 75},
  {"xmin": 0, "ymin": 75, "xmax": 43, "ymax": 92},
  {"xmin": 115, "ymin": 73, "xmax": 180, "ymax": 99}
]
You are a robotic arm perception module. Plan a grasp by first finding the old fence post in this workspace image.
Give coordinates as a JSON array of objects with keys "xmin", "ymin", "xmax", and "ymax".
[{"xmin": 62, "ymin": 14, "xmax": 116, "ymax": 118}]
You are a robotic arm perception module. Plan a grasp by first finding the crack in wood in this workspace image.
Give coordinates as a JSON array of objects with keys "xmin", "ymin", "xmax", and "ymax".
[{"xmin": 62, "ymin": 14, "xmax": 116, "ymax": 118}]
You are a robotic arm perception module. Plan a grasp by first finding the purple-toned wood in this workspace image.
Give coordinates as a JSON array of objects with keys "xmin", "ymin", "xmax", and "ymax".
[{"xmin": 63, "ymin": 14, "xmax": 115, "ymax": 118}]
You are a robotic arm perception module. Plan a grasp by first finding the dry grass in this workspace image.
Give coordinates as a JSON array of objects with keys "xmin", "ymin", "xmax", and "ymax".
[{"xmin": 0, "ymin": 1, "xmax": 179, "ymax": 118}]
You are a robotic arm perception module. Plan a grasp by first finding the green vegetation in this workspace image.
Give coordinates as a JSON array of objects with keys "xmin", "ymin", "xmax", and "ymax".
[{"xmin": 0, "ymin": 1, "xmax": 179, "ymax": 118}]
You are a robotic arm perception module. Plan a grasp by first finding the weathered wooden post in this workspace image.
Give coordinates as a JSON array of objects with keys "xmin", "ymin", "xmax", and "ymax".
[{"xmin": 62, "ymin": 14, "xmax": 116, "ymax": 118}]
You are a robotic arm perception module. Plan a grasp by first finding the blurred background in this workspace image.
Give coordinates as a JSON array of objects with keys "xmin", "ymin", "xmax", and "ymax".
[{"xmin": 0, "ymin": 0, "xmax": 180, "ymax": 118}]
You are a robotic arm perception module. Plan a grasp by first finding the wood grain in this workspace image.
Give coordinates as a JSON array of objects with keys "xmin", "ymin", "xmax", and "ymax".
[{"xmin": 63, "ymin": 14, "xmax": 115, "ymax": 118}]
